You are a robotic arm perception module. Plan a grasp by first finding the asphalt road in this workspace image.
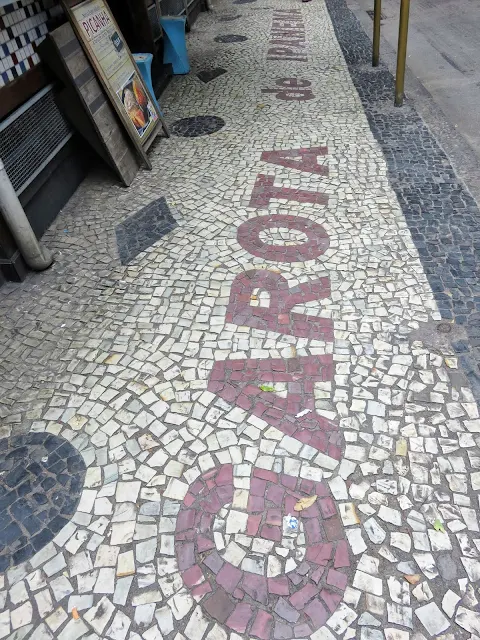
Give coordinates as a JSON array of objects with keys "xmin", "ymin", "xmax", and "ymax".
[{"xmin": 347, "ymin": 0, "xmax": 480, "ymax": 204}]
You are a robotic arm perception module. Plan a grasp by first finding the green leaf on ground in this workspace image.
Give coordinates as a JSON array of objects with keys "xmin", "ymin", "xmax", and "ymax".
[
  {"xmin": 433, "ymin": 519, "xmax": 445, "ymax": 533},
  {"xmin": 259, "ymin": 384, "xmax": 275, "ymax": 392}
]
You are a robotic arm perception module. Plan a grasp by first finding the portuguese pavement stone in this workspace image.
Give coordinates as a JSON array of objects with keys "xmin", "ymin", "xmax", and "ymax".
[{"xmin": 1, "ymin": 0, "xmax": 480, "ymax": 638}]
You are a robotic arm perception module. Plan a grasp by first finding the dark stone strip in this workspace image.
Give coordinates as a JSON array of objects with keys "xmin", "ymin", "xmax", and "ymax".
[
  {"xmin": 59, "ymin": 38, "xmax": 80, "ymax": 58},
  {"xmin": 116, "ymin": 196, "xmax": 179, "ymax": 265},
  {"xmin": 74, "ymin": 66, "xmax": 95, "ymax": 88},
  {"xmin": 90, "ymin": 92, "xmax": 106, "ymax": 114},
  {"xmin": 197, "ymin": 68, "xmax": 227, "ymax": 83},
  {"xmin": 325, "ymin": 0, "xmax": 480, "ymax": 401}
]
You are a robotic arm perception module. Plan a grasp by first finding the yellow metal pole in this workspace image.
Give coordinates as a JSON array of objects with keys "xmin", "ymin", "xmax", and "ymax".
[
  {"xmin": 395, "ymin": 0, "xmax": 410, "ymax": 106},
  {"xmin": 372, "ymin": 0, "xmax": 381, "ymax": 67}
]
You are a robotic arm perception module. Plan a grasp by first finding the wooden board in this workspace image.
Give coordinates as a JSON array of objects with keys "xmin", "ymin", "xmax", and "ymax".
[
  {"xmin": 39, "ymin": 22, "xmax": 141, "ymax": 186},
  {"xmin": 61, "ymin": 0, "xmax": 169, "ymax": 168}
]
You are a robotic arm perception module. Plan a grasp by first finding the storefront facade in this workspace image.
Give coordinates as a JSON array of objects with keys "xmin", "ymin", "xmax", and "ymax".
[{"xmin": 0, "ymin": 0, "xmax": 205, "ymax": 282}]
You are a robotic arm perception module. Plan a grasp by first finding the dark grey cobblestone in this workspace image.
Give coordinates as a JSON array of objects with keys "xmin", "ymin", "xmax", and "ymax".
[
  {"xmin": 170, "ymin": 115, "xmax": 226, "ymax": 136},
  {"xmin": 214, "ymin": 34, "xmax": 248, "ymax": 43},
  {"xmin": 197, "ymin": 67, "xmax": 227, "ymax": 83},
  {"xmin": 326, "ymin": 0, "xmax": 480, "ymax": 404},
  {"xmin": 115, "ymin": 196, "xmax": 178, "ymax": 265},
  {"xmin": 217, "ymin": 14, "xmax": 242, "ymax": 21}
]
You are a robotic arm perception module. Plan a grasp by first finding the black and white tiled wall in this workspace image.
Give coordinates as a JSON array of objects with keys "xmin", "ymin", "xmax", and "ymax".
[{"xmin": 0, "ymin": 0, "xmax": 63, "ymax": 88}]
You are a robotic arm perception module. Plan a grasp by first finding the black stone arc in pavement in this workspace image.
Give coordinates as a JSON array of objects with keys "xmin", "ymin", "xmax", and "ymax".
[
  {"xmin": 171, "ymin": 116, "xmax": 226, "ymax": 137},
  {"xmin": 197, "ymin": 67, "xmax": 228, "ymax": 83},
  {"xmin": 0, "ymin": 433, "xmax": 86, "ymax": 571},
  {"xmin": 325, "ymin": 0, "xmax": 480, "ymax": 403},
  {"xmin": 233, "ymin": 0, "xmax": 256, "ymax": 4},
  {"xmin": 217, "ymin": 14, "xmax": 242, "ymax": 21},
  {"xmin": 214, "ymin": 34, "xmax": 248, "ymax": 43}
]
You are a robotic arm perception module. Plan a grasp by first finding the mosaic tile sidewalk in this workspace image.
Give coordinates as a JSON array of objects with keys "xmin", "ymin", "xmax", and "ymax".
[{"xmin": 1, "ymin": 0, "xmax": 480, "ymax": 638}]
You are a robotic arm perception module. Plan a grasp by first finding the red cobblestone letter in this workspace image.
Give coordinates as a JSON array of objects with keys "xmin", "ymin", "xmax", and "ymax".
[
  {"xmin": 177, "ymin": 465, "xmax": 350, "ymax": 637},
  {"xmin": 261, "ymin": 146, "xmax": 328, "ymax": 176},
  {"xmin": 237, "ymin": 213, "xmax": 329, "ymax": 262},
  {"xmin": 208, "ymin": 355, "xmax": 342, "ymax": 458},
  {"xmin": 262, "ymin": 78, "xmax": 314, "ymax": 101},
  {"xmin": 249, "ymin": 176, "xmax": 328, "ymax": 210},
  {"xmin": 226, "ymin": 269, "xmax": 333, "ymax": 341}
]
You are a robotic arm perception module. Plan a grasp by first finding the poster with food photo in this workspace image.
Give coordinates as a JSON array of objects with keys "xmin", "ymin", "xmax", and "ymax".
[{"xmin": 117, "ymin": 72, "xmax": 157, "ymax": 138}]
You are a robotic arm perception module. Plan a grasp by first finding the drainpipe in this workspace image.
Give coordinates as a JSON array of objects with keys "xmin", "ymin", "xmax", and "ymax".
[{"xmin": 0, "ymin": 157, "xmax": 53, "ymax": 272}]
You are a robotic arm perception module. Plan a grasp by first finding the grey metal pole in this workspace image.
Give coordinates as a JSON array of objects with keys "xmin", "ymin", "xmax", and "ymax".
[
  {"xmin": 395, "ymin": 0, "xmax": 410, "ymax": 107},
  {"xmin": 372, "ymin": 0, "xmax": 381, "ymax": 67},
  {"xmin": 0, "ymin": 157, "xmax": 53, "ymax": 272}
]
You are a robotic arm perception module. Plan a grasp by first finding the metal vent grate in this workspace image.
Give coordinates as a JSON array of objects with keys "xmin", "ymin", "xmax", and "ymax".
[
  {"xmin": 0, "ymin": 85, "xmax": 73, "ymax": 195},
  {"xmin": 160, "ymin": 0, "xmax": 185, "ymax": 15},
  {"xmin": 148, "ymin": 3, "xmax": 162, "ymax": 40}
]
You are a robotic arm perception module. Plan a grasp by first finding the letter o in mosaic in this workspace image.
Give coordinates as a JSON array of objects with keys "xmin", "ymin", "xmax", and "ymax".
[
  {"xmin": 237, "ymin": 215, "xmax": 329, "ymax": 262},
  {"xmin": 175, "ymin": 464, "xmax": 349, "ymax": 638}
]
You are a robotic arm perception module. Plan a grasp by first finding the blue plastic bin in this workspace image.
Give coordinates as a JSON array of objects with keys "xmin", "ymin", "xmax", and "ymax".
[
  {"xmin": 160, "ymin": 16, "xmax": 190, "ymax": 75},
  {"xmin": 133, "ymin": 53, "xmax": 163, "ymax": 115}
]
